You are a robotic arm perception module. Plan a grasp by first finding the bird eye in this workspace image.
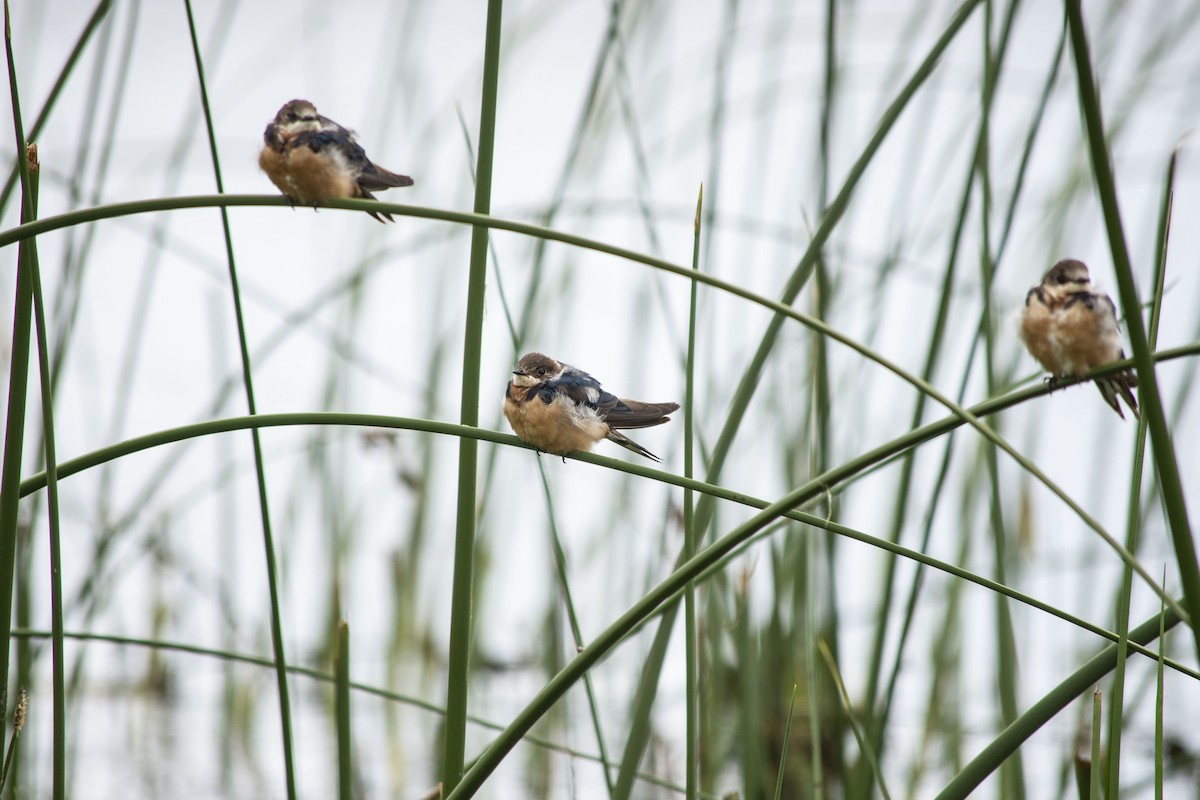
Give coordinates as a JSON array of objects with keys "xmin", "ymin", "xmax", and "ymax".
[
  {"xmin": 536, "ymin": 368, "xmax": 547, "ymax": 376},
  {"xmin": 1056, "ymin": 274, "xmax": 1069, "ymax": 284}
]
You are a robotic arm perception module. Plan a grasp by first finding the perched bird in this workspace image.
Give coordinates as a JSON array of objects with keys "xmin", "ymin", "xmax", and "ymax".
[
  {"xmin": 503, "ymin": 352, "xmax": 679, "ymax": 462},
  {"xmin": 258, "ymin": 99, "xmax": 413, "ymax": 222},
  {"xmin": 1018, "ymin": 258, "xmax": 1139, "ymax": 419}
]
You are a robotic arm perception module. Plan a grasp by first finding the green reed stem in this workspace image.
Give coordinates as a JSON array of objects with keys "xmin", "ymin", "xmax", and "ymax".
[
  {"xmin": 335, "ymin": 621, "xmax": 351, "ymax": 800},
  {"xmin": 1105, "ymin": 147, "xmax": 1175, "ymax": 797},
  {"xmin": 535, "ymin": 463, "xmax": 615, "ymax": 797},
  {"xmin": 773, "ymin": 685, "xmax": 799, "ymax": 800},
  {"xmin": 683, "ymin": 187, "xmax": 702, "ymax": 799},
  {"xmin": 0, "ymin": 0, "xmax": 39, "ymax": 763},
  {"xmin": 1065, "ymin": 0, "xmax": 1200, "ymax": 661},
  {"xmin": 934, "ymin": 604, "xmax": 1182, "ymax": 800},
  {"xmin": 821, "ymin": 640, "xmax": 891, "ymax": 800},
  {"xmin": 181, "ymin": 2, "xmax": 294, "ymax": 796},
  {"xmin": 811, "ymin": 0, "xmax": 839, "ymax": 788},
  {"xmin": 25, "ymin": 147, "xmax": 68, "ymax": 800},
  {"xmin": 1089, "ymin": 689, "xmax": 1101, "ymax": 799},
  {"xmin": 458, "ymin": 98, "xmax": 615, "ymax": 794},
  {"xmin": 1154, "ymin": 570, "xmax": 1166, "ymax": 800},
  {"xmin": 613, "ymin": 603, "xmax": 676, "ymax": 800},
  {"xmin": 442, "ymin": 0, "xmax": 503, "ymax": 791},
  {"xmin": 977, "ymin": 6, "xmax": 1025, "ymax": 797}
]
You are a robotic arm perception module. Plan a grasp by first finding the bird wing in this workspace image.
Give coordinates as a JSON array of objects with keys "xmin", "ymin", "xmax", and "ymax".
[
  {"xmin": 289, "ymin": 129, "xmax": 349, "ymax": 157},
  {"xmin": 604, "ymin": 398, "xmax": 679, "ymax": 430},
  {"xmin": 357, "ymin": 160, "xmax": 414, "ymax": 190},
  {"xmin": 544, "ymin": 372, "xmax": 610, "ymax": 411}
]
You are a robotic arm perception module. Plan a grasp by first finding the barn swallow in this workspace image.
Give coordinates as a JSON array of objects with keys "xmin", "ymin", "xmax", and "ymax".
[
  {"xmin": 258, "ymin": 99, "xmax": 413, "ymax": 223},
  {"xmin": 1018, "ymin": 258, "xmax": 1139, "ymax": 419},
  {"xmin": 503, "ymin": 352, "xmax": 680, "ymax": 461}
]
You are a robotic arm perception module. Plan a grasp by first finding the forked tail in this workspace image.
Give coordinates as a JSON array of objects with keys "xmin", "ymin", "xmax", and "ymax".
[
  {"xmin": 1095, "ymin": 370, "xmax": 1139, "ymax": 420},
  {"xmin": 605, "ymin": 430, "xmax": 663, "ymax": 462}
]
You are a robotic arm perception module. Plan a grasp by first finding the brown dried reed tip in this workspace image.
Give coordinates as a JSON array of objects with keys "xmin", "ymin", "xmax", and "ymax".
[
  {"xmin": 25, "ymin": 142, "xmax": 37, "ymax": 173},
  {"xmin": 416, "ymin": 782, "xmax": 443, "ymax": 800},
  {"xmin": 13, "ymin": 688, "xmax": 26, "ymax": 735}
]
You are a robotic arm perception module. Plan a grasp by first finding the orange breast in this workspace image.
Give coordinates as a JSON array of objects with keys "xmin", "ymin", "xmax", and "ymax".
[
  {"xmin": 259, "ymin": 145, "xmax": 356, "ymax": 203},
  {"xmin": 503, "ymin": 391, "xmax": 607, "ymax": 456},
  {"xmin": 1019, "ymin": 290, "xmax": 1124, "ymax": 378},
  {"xmin": 1053, "ymin": 301, "xmax": 1121, "ymax": 376},
  {"xmin": 1019, "ymin": 300, "xmax": 1064, "ymax": 375}
]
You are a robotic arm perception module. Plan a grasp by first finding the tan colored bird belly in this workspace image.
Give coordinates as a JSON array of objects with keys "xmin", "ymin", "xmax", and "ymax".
[
  {"xmin": 1018, "ymin": 303, "xmax": 1063, "ymax": 375},
  {"xmin": 258, "ymin": 146, "xmax": 357, "ymax": 204},
  {"xmin": 1052, "ymin": 301, "xmax": 1119, "ymax": 375},
  {"xmin": 1020, "ymin": 296, "xmax": 1119, "ymax": 378},
  {"xmin": 503, "ymin": 393, "xmax": 608, "ymax": 456}
]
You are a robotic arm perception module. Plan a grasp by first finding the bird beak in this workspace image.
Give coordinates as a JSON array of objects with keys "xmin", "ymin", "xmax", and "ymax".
[{"xmin": 512, "ymin": 369, "xmax": 526, "ymax": 376}]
